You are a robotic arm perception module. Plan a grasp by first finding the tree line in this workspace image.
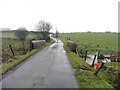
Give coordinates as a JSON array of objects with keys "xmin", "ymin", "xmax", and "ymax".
[{"xmin": 15, "ymin": 20, "xmax": 52, "ymax": 41}]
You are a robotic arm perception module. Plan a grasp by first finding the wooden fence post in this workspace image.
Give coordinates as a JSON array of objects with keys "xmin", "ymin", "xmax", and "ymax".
[
  {"xmin": 29, "ymin": 40, "xmax": 34, "ymax": 51},
  {"xmin": 94, "ymin": 62, "xmax": 104, "ymax": 75},
  {"xmin": 91, "ymin": 55, "xmax": 97, "ymax": 67},
  {"xmin": 84, "ymin": 50, "xmax": 88, "ymax": 61},
  {"xmin": 9, "ymin": 44, "xmax": 15, "ymax": 56},
  {"xmin": 76, "ymin": 48, "xmax": 79, "ymax": 56},
  {"xmin": 111, "ymin": 50, "xmax": 113, "ymax": 57},
  {"xmin": 81, "ymin": 49, "xmax": 84, "ymax": 58},
  {"xmin": 97, "ymin": 50, "xmax": 100, "ymax": 59}
]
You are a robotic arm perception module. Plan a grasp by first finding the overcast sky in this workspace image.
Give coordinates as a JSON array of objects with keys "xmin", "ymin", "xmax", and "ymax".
[{"xmin": 0, "ymin": 0, "xmax": 119, "ymax": 33}]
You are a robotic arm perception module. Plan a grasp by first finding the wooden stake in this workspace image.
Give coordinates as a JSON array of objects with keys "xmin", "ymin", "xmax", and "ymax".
[
  {"xmin": 29, "ymin": 40, "xmax": 34, "ymax": 51},
  {"xmin": 9, "ymin": 44, "xmax": 15, "ymax": 56},
  {"xmin": 84, "ymin": 50, "xmax": 88, "ymax": 61},
  {"xmin": 111, "ymin": 50, "xmax": 113, "ymax": 57},
  {"xmin": 97, "ymin": 50, "xmax": 100, "ymax": 59},
  {"xmin": 91, "ymin": 55, "xmax": 97, "ymax": 67}
]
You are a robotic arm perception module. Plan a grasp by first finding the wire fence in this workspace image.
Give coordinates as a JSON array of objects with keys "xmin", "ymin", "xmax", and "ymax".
[{"xmin": 67, "ymin": 40, "xmax": 119, "ymax": 64}]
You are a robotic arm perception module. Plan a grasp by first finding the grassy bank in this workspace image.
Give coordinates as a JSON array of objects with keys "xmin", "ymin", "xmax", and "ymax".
[
  {"xmin": 0, "ymin": 40, "xmax": 54, "ymax": 75},
  {"xmin": 60, "ymin": 32, "xmax": 119, "ymax": 88},
  {"xmin": 61, "ymin": 38, "xmax": 114, "ymax": 88}
]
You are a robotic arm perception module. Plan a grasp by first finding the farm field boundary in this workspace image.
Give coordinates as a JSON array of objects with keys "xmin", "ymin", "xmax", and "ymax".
[
  {"xmin": 60, "ymin": 32, "xmax": 119, "ymax": 52},
  {"xmin": 0, "ymin": 40, "xmax": 54, "ymax": 76}
]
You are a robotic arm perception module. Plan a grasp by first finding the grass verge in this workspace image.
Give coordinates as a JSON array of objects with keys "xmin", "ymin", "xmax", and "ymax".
[
  {"xmin": 61, "ymin": 38, "xmax": 114, "ymax": 88},
  {"xmin": 0, "ymin": 40, "xmax": 54, "ymax": 75}
]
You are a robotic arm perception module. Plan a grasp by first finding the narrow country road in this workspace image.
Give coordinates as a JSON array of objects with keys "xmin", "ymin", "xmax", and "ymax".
[{"xmin": 1, "ymin": 39, "xmax": 79, "ymax": 88}]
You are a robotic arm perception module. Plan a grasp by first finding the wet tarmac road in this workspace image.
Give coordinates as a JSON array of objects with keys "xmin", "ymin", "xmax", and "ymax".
[{"xmin": 1, "ymin": 40, "xmax": 79, "ymax": 88}]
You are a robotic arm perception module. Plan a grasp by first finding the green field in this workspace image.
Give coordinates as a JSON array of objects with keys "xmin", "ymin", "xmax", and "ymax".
[
  {"xmin": 1, "ymin": 31, "xmax": 36, "ymax": 39},
  {"xmin": 1, "ymin": 31, "xmax": 37, "ymax": 63},
  {"xmin": 60, "ymin": 32, "xmax": 119, "ymax": 52}
]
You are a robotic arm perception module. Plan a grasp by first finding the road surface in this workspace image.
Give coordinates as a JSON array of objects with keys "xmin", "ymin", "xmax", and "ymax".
[{"xmin": 1, "ymin": 39, "xmax": 79, "ymax": 88}]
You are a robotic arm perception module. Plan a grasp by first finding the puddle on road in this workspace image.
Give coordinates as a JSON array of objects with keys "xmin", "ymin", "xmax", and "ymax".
[
  {"xmin": 63, "ymin": 50, "xmax": 66, "ymax": 53},
  {"xmin": 51, "ymin": 45, "xmax": 58, "ymax": 49},
  {"xmin": 50, "ymin": 43, "xmax": 58, "ymax": 49}
]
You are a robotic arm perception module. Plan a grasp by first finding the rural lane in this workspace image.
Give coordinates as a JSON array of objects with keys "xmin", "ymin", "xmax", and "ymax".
[{"xmin": 1, "ymin": 39, "xmax": 79, "ymax": 88}]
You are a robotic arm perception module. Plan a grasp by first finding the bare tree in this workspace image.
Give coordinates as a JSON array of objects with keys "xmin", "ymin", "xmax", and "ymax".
[
  {"xmin": 35, "ymin": 20, "xmax": 52, "ymax": 32},
  {"xmin": 15, "ymin": 27, "xmax": 28, "ymax": 40},
  {"xmin": 15, "ymin": 27, "xmax": 28, "ymax": 52},
  {"xmin": 35, "ymin": 20, "xmax": 52, "ymax": 41}
]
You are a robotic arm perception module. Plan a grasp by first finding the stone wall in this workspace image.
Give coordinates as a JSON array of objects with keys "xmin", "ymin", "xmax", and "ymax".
[
  {"xmin": 30, "ymin": 40, "xmax": 46, "ymax": 50},
  {"xmin": 67, "ymin": 40, "xmax": 77, "ymax": 53}
]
